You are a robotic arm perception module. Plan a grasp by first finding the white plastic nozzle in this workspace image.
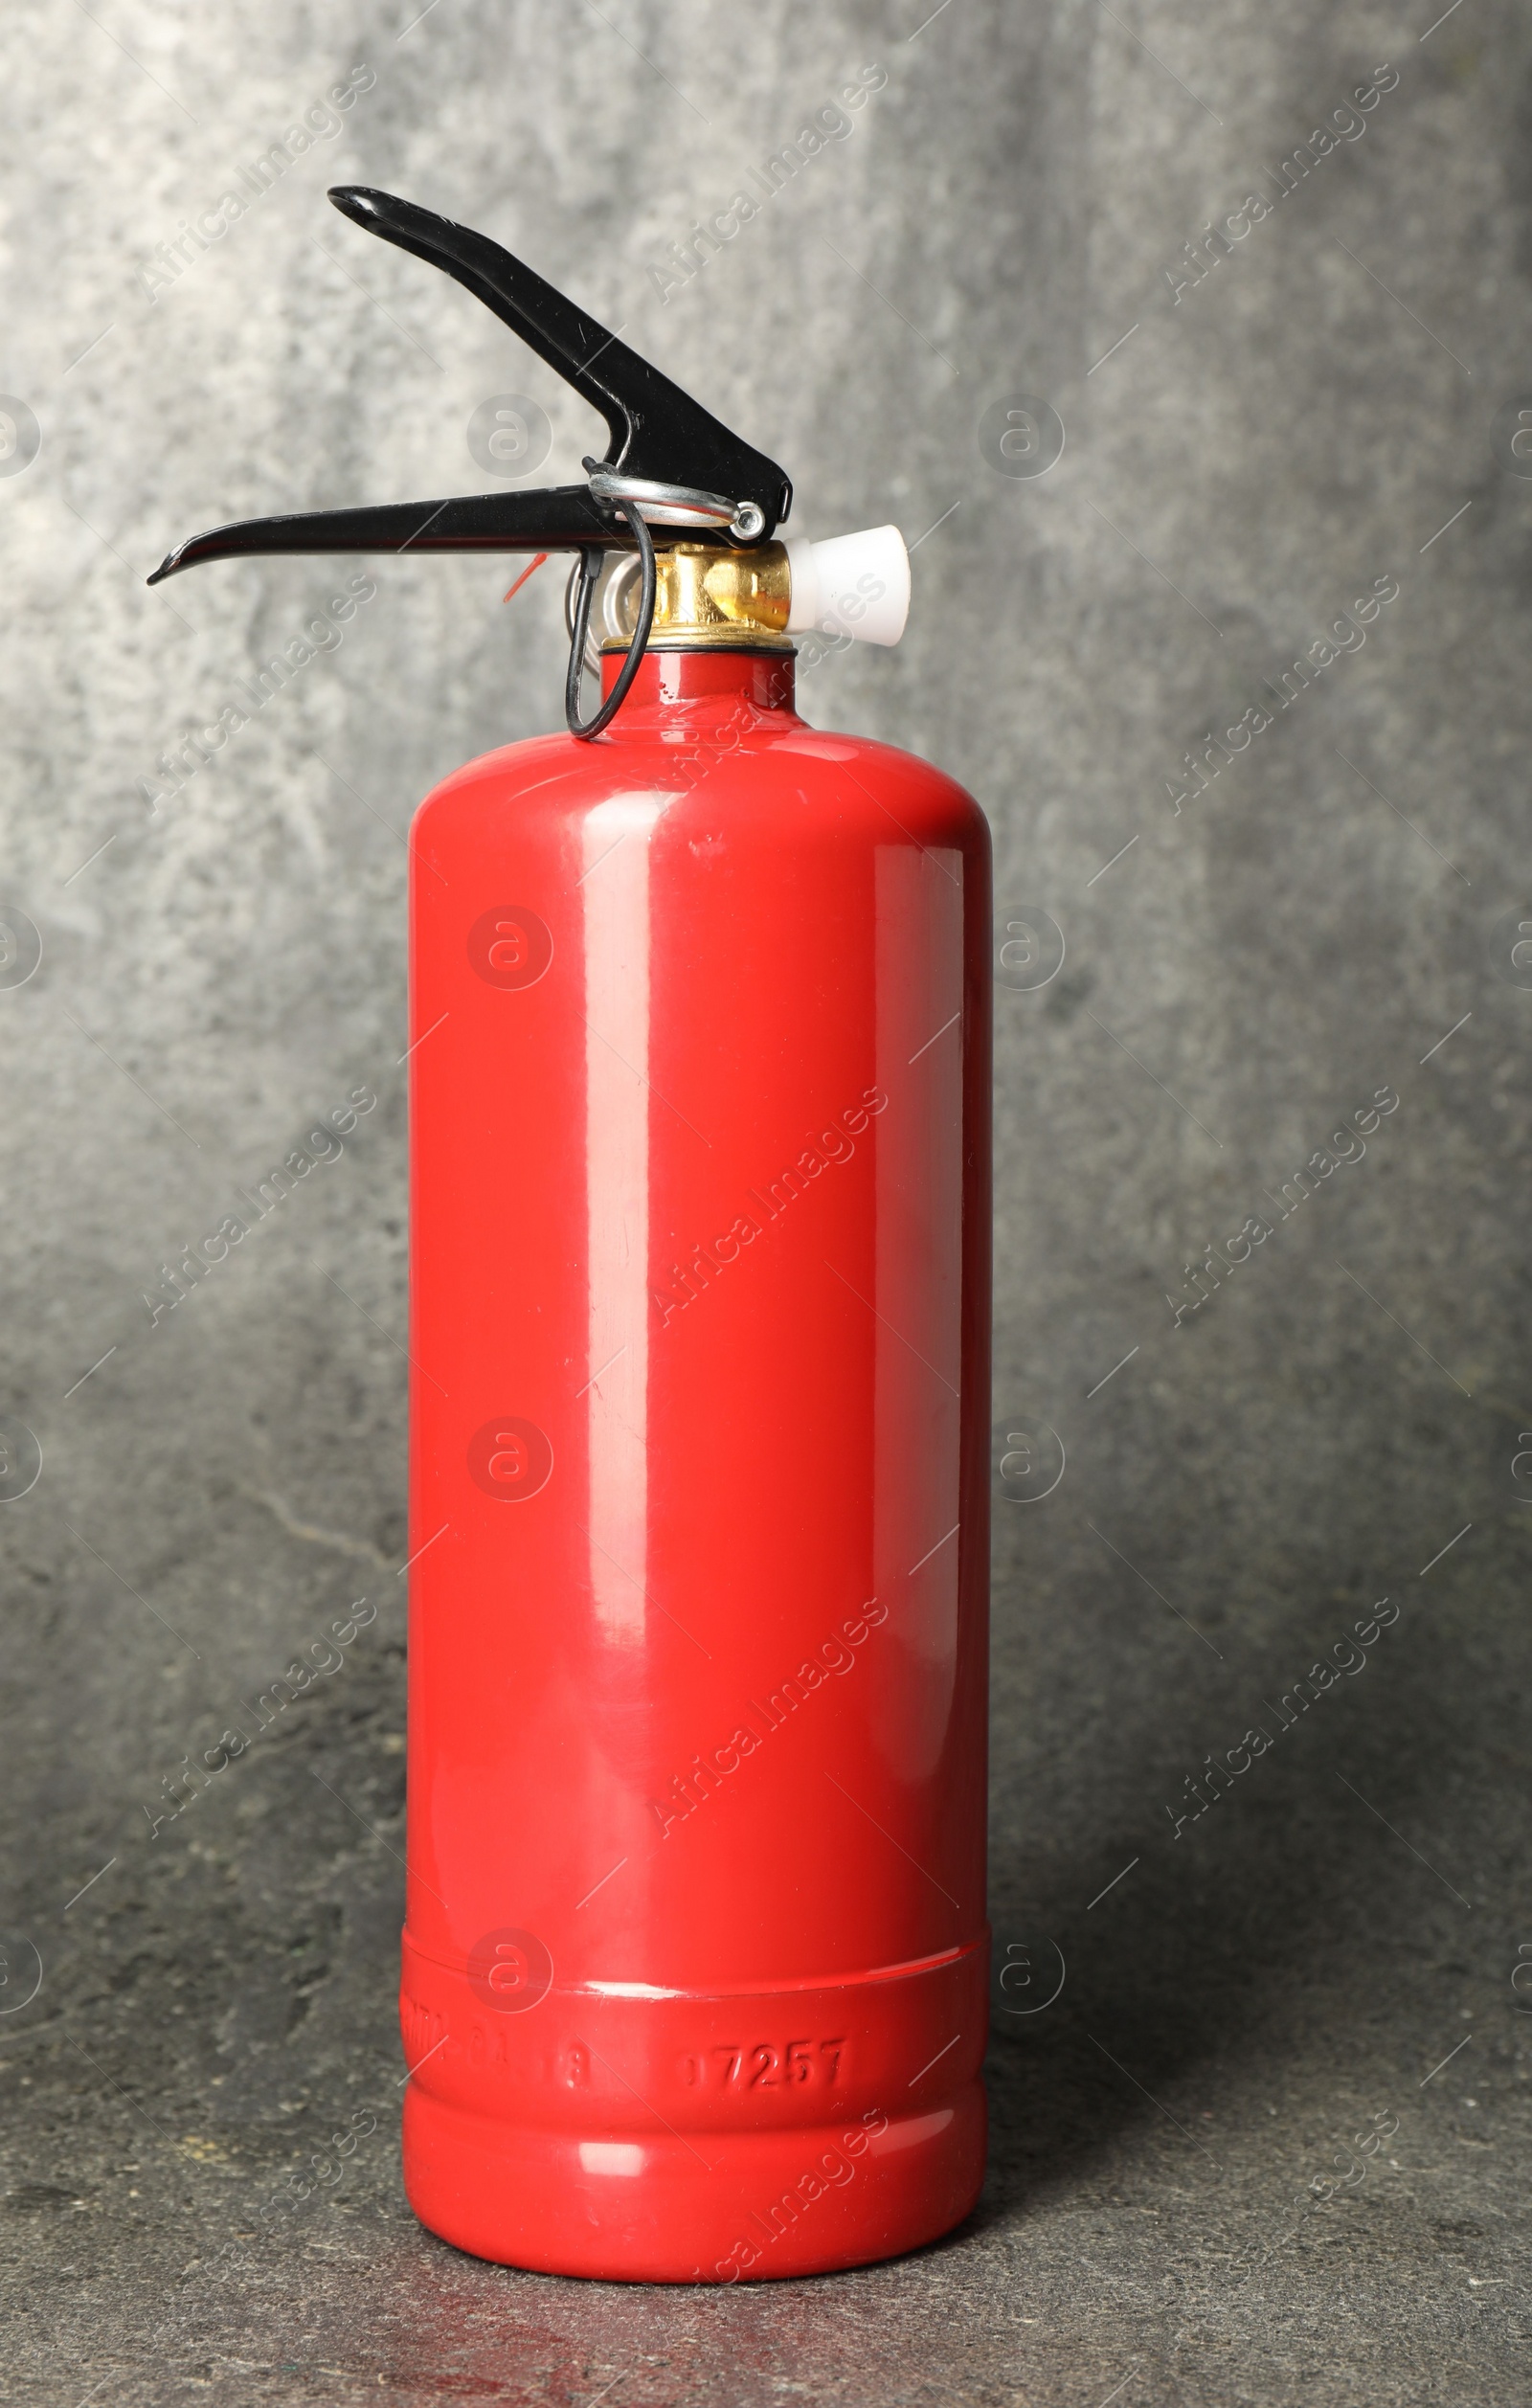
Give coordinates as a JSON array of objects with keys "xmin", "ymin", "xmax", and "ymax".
[{"xmin": 783, "ymin": 525, "xmax": 911, "ymax": 647}]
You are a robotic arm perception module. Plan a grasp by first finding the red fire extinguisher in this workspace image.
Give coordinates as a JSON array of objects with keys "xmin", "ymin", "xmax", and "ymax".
[{"xmin": 151, "ymin": 187, "xmax": 991, "ymax": 2283}]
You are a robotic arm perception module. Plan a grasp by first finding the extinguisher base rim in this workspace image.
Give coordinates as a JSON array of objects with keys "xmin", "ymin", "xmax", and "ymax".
[{"xmin": 401, "ymin": 2078, "xmax": 986, "ymax": 2283}]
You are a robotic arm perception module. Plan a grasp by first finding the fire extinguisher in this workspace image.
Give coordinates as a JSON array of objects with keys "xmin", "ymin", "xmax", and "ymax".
[{"xmin": 150, "ymin": 187, "xmax": 991, "ymax": 2284}]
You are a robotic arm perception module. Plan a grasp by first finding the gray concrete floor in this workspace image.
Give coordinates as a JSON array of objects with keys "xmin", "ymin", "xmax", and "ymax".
[{"xmin": 4, "ymin": 1, "xmax": 1532, "ymax": 2399}]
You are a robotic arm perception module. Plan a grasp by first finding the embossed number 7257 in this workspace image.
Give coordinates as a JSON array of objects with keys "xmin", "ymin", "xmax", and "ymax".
[{"xmin": 708, "ymin": 2037, "xmax": 845, "ymax": 2088}]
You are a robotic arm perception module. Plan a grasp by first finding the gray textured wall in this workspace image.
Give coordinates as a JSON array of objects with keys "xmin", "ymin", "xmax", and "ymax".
[{"xmin": 5, "ymin": 1, "xmax": 1532, "ymax": 2399}]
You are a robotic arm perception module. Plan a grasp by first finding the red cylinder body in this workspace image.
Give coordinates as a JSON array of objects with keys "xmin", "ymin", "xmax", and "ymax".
[{"xmin": 400, "ymin": 646, "xmax": 991, "ymax": 2281}]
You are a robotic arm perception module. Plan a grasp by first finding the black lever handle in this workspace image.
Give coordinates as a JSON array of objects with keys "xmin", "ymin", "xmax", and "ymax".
[
  {"xmin": 147, "ymin": 186, "xmax": 791, "ymax": 586},
  {"xmin": 147, "ymin": 484, "xmax": 614, "ymax": 585},
  {"xmin": 327, "ymin": 188, "xmax": 790, "ymax": 521}
]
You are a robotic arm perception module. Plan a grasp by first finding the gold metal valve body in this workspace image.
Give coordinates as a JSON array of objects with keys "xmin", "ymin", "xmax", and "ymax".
[{"xmin": 600, "ymin": 541, "xmax": 793, "ymax": 651}]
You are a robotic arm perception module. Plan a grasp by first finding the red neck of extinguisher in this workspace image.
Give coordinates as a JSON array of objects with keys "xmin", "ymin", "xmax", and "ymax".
[{"xmin": 596, "ymin": 645, "xmax": 797, "ymax": 732}]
